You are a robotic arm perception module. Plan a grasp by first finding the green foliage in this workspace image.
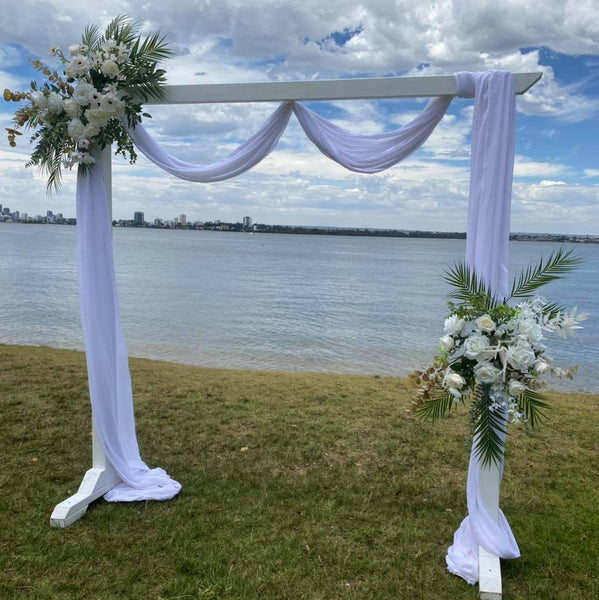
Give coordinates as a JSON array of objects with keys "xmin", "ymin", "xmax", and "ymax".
[
  {"xmin": 518, "ymin": 388, "xmax": 551, "ymax": 429},
  {"xmin": 510, "ymin": 247, "xmax": 583, "ymax": 301},
  {"xmin": 414, "ymin": 248, "xmax": 583, "ymax": 468},
  {"xmin": 81, "ymin": 23, "xmax": 102, "ymax": 49},
  {"xmin": 469, "ymin": 384, "xmax": 508, "ymax": 467},
  {"xmin": 444, "ymin": 261, "xmax": 497, "ymax": 311},
  {"xmin": 4, "ymin": 14, "xmax": 172, "ymax": 191},
  {"xmin": 415, "ymin": 389, "xmax": 457, "ymax": 421}
]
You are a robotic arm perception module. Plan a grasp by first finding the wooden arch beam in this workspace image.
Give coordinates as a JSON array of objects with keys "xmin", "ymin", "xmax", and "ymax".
[{"xmin": 144, "ymin": 72, "xmax": 542, "ymax": 105}]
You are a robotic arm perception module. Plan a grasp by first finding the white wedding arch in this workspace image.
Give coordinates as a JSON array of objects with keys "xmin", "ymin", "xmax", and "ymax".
[{"xmin": 49, "ymin": 71, "xmax": 541, "ymax": 600}]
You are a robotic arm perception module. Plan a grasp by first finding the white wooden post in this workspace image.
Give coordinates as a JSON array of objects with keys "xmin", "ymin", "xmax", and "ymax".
[
  {"xmin": 50, "ymin": 146, "xmax": 121, "ymax": 527},
  {"xmin": 50, "ymin": 75, "xmax": 541, "ymax": 598},
  {"xmin": 478, "ymin": 463, "xmax": 503, "ymax": 599}
]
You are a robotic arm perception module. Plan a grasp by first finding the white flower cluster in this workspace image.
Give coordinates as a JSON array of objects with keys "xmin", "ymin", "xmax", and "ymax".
[
  {"xmin": 30, "ymin": 39, "xmax": 131, "ymax": 167},
  {"xmin": 6, "ymin": 17, "xmax": 171, "ymax": 189},
  {"xmin": 438, "ymin": 297, "xmax": 586, "ymax": 422}
]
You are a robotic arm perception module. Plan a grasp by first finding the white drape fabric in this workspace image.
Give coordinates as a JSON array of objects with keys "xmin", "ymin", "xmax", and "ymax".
[
  {"xmin": 76, "ymin": 164, "xmax": 182, "ymax": 501},
  {"xmin": 461, "ymin": 71, "xmax": 516, "ymax": 302},
  {"xmin": 292, "ymin": 98, "xmax": 451, "ymax": 173},
  {"xmin": 124, "ymin": 99, "xmax": 451, "ymax": 180},
  {"xmin": 445, "ymin": 71, "xmax": 520, "ymax": 584},
  {"xmin": 76, "ymin": 72, "xmax": 521, "ymax": 575},
  {"xmin": 125, "ymin": 103, "xmax": 293, "ymax": 182}
]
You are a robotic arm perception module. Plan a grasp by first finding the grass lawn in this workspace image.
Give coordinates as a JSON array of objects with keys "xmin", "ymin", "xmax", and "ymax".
[{"xmin": 1, "ymin": 344, "xmax": 597, "ymax": 599}]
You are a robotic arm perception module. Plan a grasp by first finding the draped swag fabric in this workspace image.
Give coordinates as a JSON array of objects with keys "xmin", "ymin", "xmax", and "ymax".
[{"xmin": 76, "ymin": 71, "xmax": 518, "ymax": 581}]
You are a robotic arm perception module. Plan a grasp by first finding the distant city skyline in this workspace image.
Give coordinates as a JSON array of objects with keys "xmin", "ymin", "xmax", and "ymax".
[{"xmin": 4, "ymin": 198, "xmax": 599, "ymax": 238}]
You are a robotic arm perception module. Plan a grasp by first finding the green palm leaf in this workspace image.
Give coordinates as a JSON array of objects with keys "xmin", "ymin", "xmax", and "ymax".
[
  {"xmin": 130, "ymin": 31, "xmax": 173, "ymax": 63},
  {"xmin": 518, "ymin": 389, "xmax": 550, "ymax": 429},
  {"xmin": 444, "ymin": 261, "xmax": 496, "ymax": 310},
  {"xmin": 415, "ymin": 390, "xmax": 457, "ymax": 421},
  {"xmin": 509, "ymin": 247, "xmax": 582, "ymax": 299},
  {"xmin": 469, "ymin": 384, "xmax": 507, "ymax": 467},
  {"xmin": 103, "ymin": 15, "xmax": 139, "ymax": 46},
  {"xmin": 81, "ymin": 23, "xmax": 102, "ymax": 49}
]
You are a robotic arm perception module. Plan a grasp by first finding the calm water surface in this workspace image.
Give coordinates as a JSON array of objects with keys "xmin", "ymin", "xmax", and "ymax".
[{"xmin": 1, "ymin": 223, "xmax": 597, "ymax": 392}]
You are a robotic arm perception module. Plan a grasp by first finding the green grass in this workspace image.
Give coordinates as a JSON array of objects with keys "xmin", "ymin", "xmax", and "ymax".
[{"xmin": 1, "ymin": 344, "xmax": 597, "ymax": 599}]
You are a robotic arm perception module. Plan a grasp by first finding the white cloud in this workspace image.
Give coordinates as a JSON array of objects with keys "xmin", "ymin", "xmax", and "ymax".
[
  {"xmin": 538, "ymin": 179, "xmax": 567, "ymax": 186},
  {"xmin": 513, "ymin": 157, "xmax": 568, "ymax": 178},
  {"xmin": 1, "ymin": 1, "xmax": 598, "ymax": 233},
  {"xmin": 0, "ymin": 70, "xmax": 25, "ymax": 93},
  {"xmin": 512, "ymin": 180, "xmax": 599, "ymax": 233}
]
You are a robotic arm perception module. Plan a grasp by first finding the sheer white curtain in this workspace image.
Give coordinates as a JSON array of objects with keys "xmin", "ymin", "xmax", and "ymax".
[
  {"xmin": 292, "ymin": 98, "xmax": 451, "ymax": 172},
  {"xmin": 76, "ymin": 165, "xmax": 182, "ymax": 501},
  {"xmin": 76, "ymin": 71, "xmax": 519, "ymax": 580},
  {"xmin": 124, "ymin": 98, "xmax": 451, "ymax": 180},
  {"xmin": 445, "ymin": 71, "xmax": 520, "ymax": 583},
  {"xmin": 125, "ymin": 102, "xmax": 294, "ymax": 181}
]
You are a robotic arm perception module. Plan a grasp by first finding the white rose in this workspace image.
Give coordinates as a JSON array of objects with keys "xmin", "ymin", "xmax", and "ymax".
[
  {"xmin": 508, "ymin": 380, "xmax": 526, "ymax": 396},
  {"xmin": 63, "ymin": 98, "xmax": 80, "ymax": 119},
  {"xmin": 463, "ymin": 334, "xmax": 491, "ymax": 359},
  {"xmin": 534, "ymin": 359, "xmax": 550, "ymax": 375},
  {"xmin": 518, "ymin": 318, "xmax": 543, "ymax": 343},
  {"xmin": 475, "ymin": 314, "xmax": 496, "ymax": 333},
  {"xmin": 73, "ymin": 82, "xmax": 95, "ymax": 106},
  {"xmin": 86, "ymin": 106, "xmax": 111, "ymax": 127},
  {"xmin": 78, "ymin": 138, "xmax": 90, "ymax": 150},
  {"xmin": 30, "ymin": 91, "xmax": 47, "ymax": 108},
  {"xmin": 474, "ymin": 363, "xmax": 502, "ymax": 384},
  {"xmin": 67, "ymin": 118, "xmax": 86, "ymax": 141},
  {"xmin": 444, "ymin": 315, "xmax": 466, "ymax": 336},
  {"xmin": 100, "ymin": 59, "xmax": 120, "ymax": 78},
  {"xmin": 439, "ymin": 334, "xmax": 454, "ymax": 352},
  {"xmin": 443, "ymin": 370, "xmax": 466, "ymax": 390},
  {"xmin": 46, "ymin": 92, "xmax": 64, "ymax": 113},
  {"xmin": 506, "ymin": 344, "xmax": 536, "ymax": 371}
]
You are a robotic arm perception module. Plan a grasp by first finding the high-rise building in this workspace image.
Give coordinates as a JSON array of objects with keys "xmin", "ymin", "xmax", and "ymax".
[
  {"xmin": 133, "ymin": 211, "xmax": 144, "ymax": 226},
  {"xmin": 243, "ymin": 216, "xmax": 252, "ymax": 230},
  {"xmin": 179, "ymin": 213, "xmax": 187, "ymax": 226}
]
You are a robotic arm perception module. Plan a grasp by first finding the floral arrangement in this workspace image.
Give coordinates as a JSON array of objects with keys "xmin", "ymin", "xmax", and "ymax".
[
  {"xmin": 4, "ymin": 15, "xmax": 172, "ymax": 189},
  {"xmin": 411, "ymin": 248, "xmax": 587, "ymax": 466}
]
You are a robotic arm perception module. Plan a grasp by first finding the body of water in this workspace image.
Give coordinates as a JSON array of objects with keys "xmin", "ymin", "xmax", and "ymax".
[{"xmin": 1, "ymin": 223, "xmax": 597, "ymax": 392}]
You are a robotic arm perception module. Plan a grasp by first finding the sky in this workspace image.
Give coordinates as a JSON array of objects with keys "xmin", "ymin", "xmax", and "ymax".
[{"xmin": 1, "ymin": 0, "xmax": 598, "ymax": 234}]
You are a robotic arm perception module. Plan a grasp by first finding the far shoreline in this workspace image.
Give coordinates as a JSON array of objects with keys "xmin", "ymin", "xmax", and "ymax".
[{"xmin": 1, "ymin": 220, "xmax": 598, "ymax": 243}]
